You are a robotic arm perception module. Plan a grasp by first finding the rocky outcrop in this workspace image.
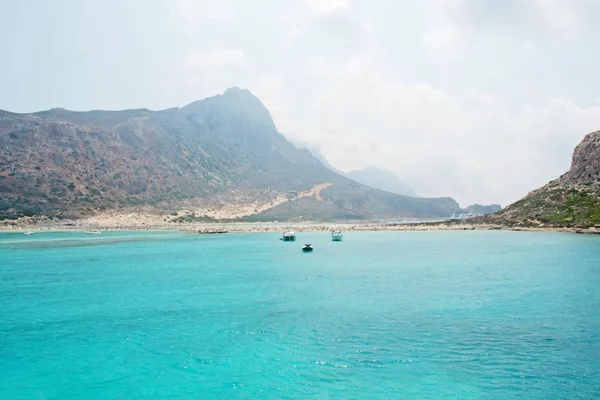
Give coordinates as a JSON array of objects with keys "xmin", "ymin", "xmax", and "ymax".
[
  {"xmin": 489, "ymin": 130, "xmax": 600, "ymax": 228},
  {"xmin": 557, "ymin": 130, "xmax": 600, "ymax": 191}
]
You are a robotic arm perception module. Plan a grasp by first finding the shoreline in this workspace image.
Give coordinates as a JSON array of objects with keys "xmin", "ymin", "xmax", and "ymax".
[{"xmin": 1, "ymin": 219, "xmax": 599, "ymax": 235}]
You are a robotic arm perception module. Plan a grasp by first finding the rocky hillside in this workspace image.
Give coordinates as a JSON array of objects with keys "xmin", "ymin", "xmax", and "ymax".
[
  {"xmin": 490, "ymin": 130, "xmax": 600, "ymax": 227},
  {"xmin": 0, "ymin": 88, "xmax": 458, "ymax": 221}
]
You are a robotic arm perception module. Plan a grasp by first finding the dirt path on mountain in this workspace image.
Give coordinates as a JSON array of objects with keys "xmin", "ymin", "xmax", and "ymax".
[
  {"xmin": 196, "ymin": 182, "xmax": 332, "ymax": 219},
  {"xmin": 205, "ymin": 182, "xmax": 332, "ymax": 218},
  {"xmin": 297, "ymin": 183, "xmax": 332, "ymax": 201}
]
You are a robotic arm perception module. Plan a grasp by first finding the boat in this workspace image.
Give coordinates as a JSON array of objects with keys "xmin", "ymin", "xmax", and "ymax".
[
  {"xmin": 302, "ymin": 244, "xmax": 313, "ymax": 252},
  {"xmin": 282, "ymin": 230, "xmax": 296, "ymax": 241},
  {"xmin": 331, "ymin": 230, "xmax": 343, "ymax": 241},
  {"xmin": 24, "ymin": 231, "xmax": 34, "ymax": 235},
  {"xmin": 85, "ymin": 231, "xmax": 101, "ymax": 235}
]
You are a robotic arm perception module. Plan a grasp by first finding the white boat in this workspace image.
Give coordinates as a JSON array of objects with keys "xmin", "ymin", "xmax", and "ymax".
[
  {"xmin": 331, "ymin": 230, "xmax": 343, "ymax": 241},
  {"xmin": 24, "ymin": 231, "xmax": 34, "ymax": 235},
  {"xmin": 282, "ymin": 230, "xmax": 296, "ymax": 241},
  {"xmin": 85, "ymin": 231, "xmax": 101, "ymax": 235}
]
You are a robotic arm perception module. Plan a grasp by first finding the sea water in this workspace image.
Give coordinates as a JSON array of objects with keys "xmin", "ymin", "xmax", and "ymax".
[{"xmin": 0, "ymin": 230, "xmax": 599, "ymax": 399}]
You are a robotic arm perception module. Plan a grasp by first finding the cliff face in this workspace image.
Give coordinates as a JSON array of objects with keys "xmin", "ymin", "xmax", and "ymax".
[
  {"xmin": 0, "ymin": 88, "xmax": 458, "ymax": 221},
  {"xmin": 558, "ymin": 130, "xmax": 600, "ymax": 190},
  {"xmin": 491, "ymin": 130, "xmax": 600, "ymax": 227}
]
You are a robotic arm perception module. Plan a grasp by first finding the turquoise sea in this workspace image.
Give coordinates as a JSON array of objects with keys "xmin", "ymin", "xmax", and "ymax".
[{"xmin": 1, "ymin": 230, "xmax": 599, "ymax": 399}]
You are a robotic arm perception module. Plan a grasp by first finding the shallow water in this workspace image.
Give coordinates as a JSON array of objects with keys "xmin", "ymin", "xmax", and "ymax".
[{"xmin": 1, "ymin": 230, "xmax": 599, "ymax": 399}]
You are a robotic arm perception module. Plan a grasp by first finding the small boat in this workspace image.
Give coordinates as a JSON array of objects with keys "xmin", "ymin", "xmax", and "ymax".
[
  {"xmin": 282, "ymin": 230, "xmax": 296, "ymax": 241},
  {"xmin": 302, "ymin": 244, "xmax": 313, "ymax": 252},
  {"xmin": 331, "ymin": 230, "xmax": 343, "ymax": 241},
  {"xmin": 24, "ymin": 231, "xmax": 34, "ymax": 235},
  {"xmin": 85, "ymin": 231, "xmax": 101, "ymax": 235}
]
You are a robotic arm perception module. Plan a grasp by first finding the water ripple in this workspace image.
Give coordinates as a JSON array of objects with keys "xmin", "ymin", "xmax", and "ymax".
[{"xmin": 0, "ymin": 231, "xmax": 599, "ymax": 399}]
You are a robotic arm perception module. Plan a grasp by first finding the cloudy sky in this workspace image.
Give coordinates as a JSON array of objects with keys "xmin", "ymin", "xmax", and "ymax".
[{"xmin": 2, "ymin": 0, "xmax": 600, "ymax": 206}]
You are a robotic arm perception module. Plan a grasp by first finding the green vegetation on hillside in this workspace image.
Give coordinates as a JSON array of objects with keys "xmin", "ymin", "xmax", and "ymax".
[
  {"xmin": 497, "ymin": 187, "xmax": 600, "ymax": 227},
  {"xmin": 489, "ymin": 130, "xmax": 600, "ymax": 229}
]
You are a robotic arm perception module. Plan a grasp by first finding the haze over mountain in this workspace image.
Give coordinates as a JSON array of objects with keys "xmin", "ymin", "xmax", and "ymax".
[
  {"xmin": 301, "ymin": 145, "xmax": 418, "ymax": 197},
  {"xmin": 0, "ymin": 88, "xmax": 459, "ymax": 222},
  {"xmin": 489, "ymin": 130, "xmax": 600, "ymax": 228},
  {"xmin": 304, "ymin": 146, "xmax": 344, "ymax": 176},
  {"xmin": 304, "ymin": 145, "xmax": 505, "ymax": 214},
  {"xmin": 345, "ymin": 167, "xmax": 419, "ymax": 198}
]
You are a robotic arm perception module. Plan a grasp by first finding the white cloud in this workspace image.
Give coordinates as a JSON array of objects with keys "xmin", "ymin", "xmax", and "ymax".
[
  {"xmin": 175, "ymin": 0, "xmax": 235, "ymax": 22},
  {"xmin": 269, "ymin": 49, "xmax": 600, "ymax": 206},
  {"xmin": 187, "ymin": 48, "xmax": 246, "ymax": 69},
  {"xmin": 422, "ymin": 21, "xmax": 467, "ymax": 60},
  {"xmin": 421, "ymin": 0, "xmax": 468, "ymax": 60},
  {"xmin": 304, "ymin": 0, "xmax": 350, "ymax": 14},
  {"xmin": 522, "ymin": 41, "xmax": 535, "ymax": 51},
  {"xmin": 534, "ymin": 0, "xmax": 584, "ymax": 40},
  {"xmin": 248, "ymin": 74, "xmax": 287, "ymax": 119}
]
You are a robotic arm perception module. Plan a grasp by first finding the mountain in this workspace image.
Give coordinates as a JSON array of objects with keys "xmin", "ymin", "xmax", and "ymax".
[
  {"xmin": 305, "ymin": 148, "xmax": 505, "ymax": 214},
  {"xmin": 462, "ymin": 204, "xmax": 501, "ymax": 215},
  {"xmin": 0, "ymin": 87, "xmax": 458, "ymax": 221},
  {"xmin": 490, "ymin": 130, "xmax": 600, "ymax": 227},
  {"xmin": 301, "ymin": 147, "xmax": 419, "ymax": 197},
  {"xmin": 345, "ymin": 167, "xmax": 419, "ymax": 197}
]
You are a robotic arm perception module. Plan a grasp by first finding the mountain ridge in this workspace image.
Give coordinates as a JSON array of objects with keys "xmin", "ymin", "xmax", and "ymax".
[
  {"xmin": 303, "ymin": 146, "xmax": 501, "ymax": 215},
  {"xmin": 0, "ymin": 88, "xmax": 458, "ymax": 222}
]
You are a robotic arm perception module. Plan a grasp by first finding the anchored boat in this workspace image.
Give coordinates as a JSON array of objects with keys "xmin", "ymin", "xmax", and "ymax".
[
  {"xmin": 282, "ymin": 230, "xmax": 296, "ymax": 241},
  {"xmin": 331, "ymin": 230, "xmax": 343, "ymax": 241},
  {"xmin": 302, "ymin": 244, "xmax": 313, "ymax": 252}
]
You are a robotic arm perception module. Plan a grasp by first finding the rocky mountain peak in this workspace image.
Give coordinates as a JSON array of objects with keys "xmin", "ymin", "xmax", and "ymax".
[
  {"xmin": 559, "ymin": 130, "xmax": 600, "ymax": 190},
  {"xmin": 222, "ymin": 86, "xmax": 251, "ymax": 96},
  {"xmin": 182, "ymin": 87, "xmax": 276, "ymax": 131}
]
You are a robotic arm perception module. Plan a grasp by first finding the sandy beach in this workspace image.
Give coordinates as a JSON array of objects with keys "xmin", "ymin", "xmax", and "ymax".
[{"xmin": 1, "ymin": 211, "xmax": 599, "ymax": 235}]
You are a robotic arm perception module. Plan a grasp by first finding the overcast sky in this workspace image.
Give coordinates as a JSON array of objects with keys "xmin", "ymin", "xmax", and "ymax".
[{"xmin": 2, "ymin": 0, "xmax": 600, "ymax": 206}]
